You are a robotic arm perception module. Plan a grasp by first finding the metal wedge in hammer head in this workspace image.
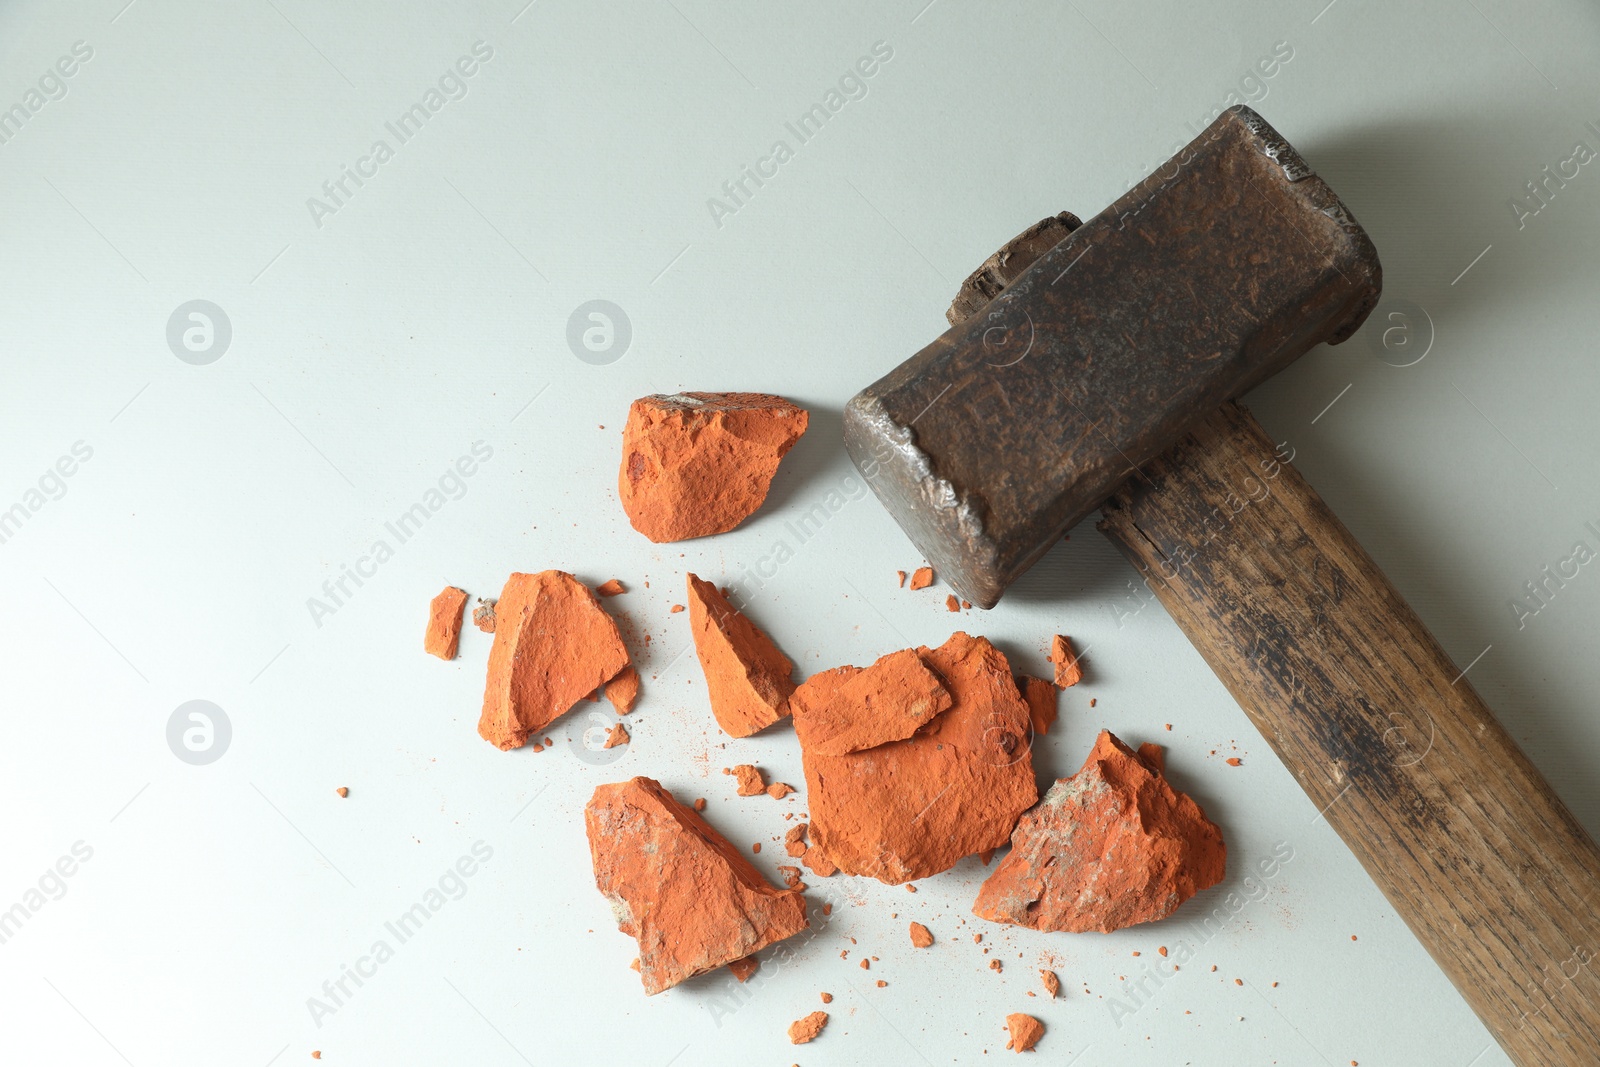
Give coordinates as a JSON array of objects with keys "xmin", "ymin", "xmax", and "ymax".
[{"xmin": 843, "ymin": 105, "xmax": 1382, "ymax": 607}]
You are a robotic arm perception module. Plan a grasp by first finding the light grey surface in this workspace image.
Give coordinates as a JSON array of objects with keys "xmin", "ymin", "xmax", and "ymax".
[{"xmin": 2, "ymin": 1, "xmax": 1596, "ymax": 1064}]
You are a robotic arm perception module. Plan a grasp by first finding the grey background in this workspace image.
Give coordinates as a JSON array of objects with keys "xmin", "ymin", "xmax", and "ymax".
[{"xmin": 2, "ymin": 1, "xmax": 1596, "ymax": 1064}]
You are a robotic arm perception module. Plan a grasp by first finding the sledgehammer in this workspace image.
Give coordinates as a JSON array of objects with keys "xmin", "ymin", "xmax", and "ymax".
[{"xmin": 843, "ymin": 106, "xmax": 1600, "ymax": 1065}]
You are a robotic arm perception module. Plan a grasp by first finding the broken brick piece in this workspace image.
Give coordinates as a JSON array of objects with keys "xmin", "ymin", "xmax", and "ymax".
[
  {"xmin": 472, "ymin": 599, "xmax": 496, "ymax": 633},
  {"xmin": 478, "ymin": 571, "xmax": 631, "ymax": 750},
  {"xmin": 1005, "ymin": 1013, "xmax": 1044, "ymax": 1053},
  {"xmin": 800, "ymin": 633, "xmax": 1038, "ymax": 884},
  {"xmin": 732, "ymin": 764, "xmax": 766, "ymax": 796},
  {"xmin": 1049, "ymin": 635, "xmax": 1083, "ymax": 688},
  {"xmin": 909, "ymin": 922, "xmax": 934, "ymax": 948},
  {"xmin": 687, "ymin": 574, "xmax": 795, "ymax": 737},
  {"xmin": 946, "ymin": 594, "xmax": 960, "ymax": 612},
  {"xmin": 596, "ymin": 579, "xmax": 626, "ymax": 597},
  {"xmin": 973, "ymin": 730, "xmax": 1225, "ymax": 933},
  {"xmin": 767, "ymin": 782, "xmax": 794, "ymax": 800},
  {"xmin": 424, "ymin": 586, "xmax": 469, "ymax": 659},
  {"xmin": 619, "ymin": 392, "xmax": 809, "ymax": 542},
  {"xmin": 896, "ymin": 570, "xmax": 907, "ymax": 587},
  {"xmin": 604, "ymin": 722, "xmax": 630, "ymax": 749},
  {"xmin": 820, "ymin": 991, "xmax": 833, "ymax": 1003},
  {"xmin": 727, "ymin": 955, "xmax": 758, "ymax": 982},
  {"xmin": 586, "ymin": 776, "xmax": 808, "ymax": 995},
  {"xmin": 788, "ymin": 648, "xmax": 953, "ymax": 757},
  {"xmin": 1016, "ymin": 675, "xmax": 1058, "ymax": 737},
  {"xmin": 801, "ymin": 846, "xmax": 837, "ymax": 877},
  {"xmin": 1040, "ymin": 970, "xmax": 1060, "ymax": 998},
  {"xmin": 777, "ymin": 865, "xmax": 805, "ymax": 889},
  {"xmin": 1226, "ymin": 756, "xmax": 1242, "ymax": 767},
  {"xmin": 784, "ymin": 824, "xmax": 808, "ymax": 857},
  {"xmin": 909, "ymin": 566, "xmax": 934, "ymax": 591},
  {"xmin": 1138, "ymin": 742, "xmax": 1166, "ymax": 776},
  {"xmin": 605, "ymin": 666, "xmax": 641, "ymax": 715},
  {"xmin": 788, "ymin": 1011, "xmax": 828, "ymax": 1045},
  {"xmin": 335, "ymin": 787, "xmax": 348, "ymax": 798}
]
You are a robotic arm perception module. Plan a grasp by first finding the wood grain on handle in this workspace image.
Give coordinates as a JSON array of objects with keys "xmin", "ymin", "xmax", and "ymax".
[{"xmin": 1098, "ymin": 401, "xmax": 1600, "ymax": 1065}]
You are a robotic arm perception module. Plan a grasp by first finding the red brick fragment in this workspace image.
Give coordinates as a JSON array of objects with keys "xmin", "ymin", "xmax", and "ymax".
[
  {"xmin": 478, "ymin": 571, "xmax": 630, "ymax": 750},
  {"xmin": 789, "ymin": 648, "xmax": 951, "ymax": 757},
  {"xmin": 909, "ymin": 922, "xmax": 933, "ymax": 948},
  {"xmin": 424, "ymin": 586, "xmax": 468, "ymax": 659},
  {"xmin": 727, "ymin": 955, "xmax": 758, "ymax": 982},
  {"xmin": 472, "ymin": 599, "xmax": 496, "ymax": 633},
  {"xmin": 973, "ymin": 731, "xmax": 1225, "ymax": 933},
  {"xmin": 1005, "ymin": 1013, "xmax": 1044, "ymax": 1052},
  {"xmin": 798, "ymin": 634, "xmax": 1037, "ymax": 884},
  {"xmin": 687, "ymin": 574, "xmax": 795, "ymax": 737},
  {"xmin": 596, "ymin": 579, "xmax": 626, "ymax": 597},
  {"xmin": 1015, "ymin": 675, "xmax": 1057, "ymax": 737},
  {"xmin": 619, "ymin": 392, "xmax": 808, "ymax": 542},
  {"xmin": 1049, "ymin": 635, "xmax": 1083, "ymax": 688},
  {"xmin": 909, "ymin": 566, "xmax": 934, "ymax": 591},
  {"xmin": 585, "ymin": 776, "xmax": 808, "ymax": 994},
  {"xmin": 732, "ymin": 764, "xmax": 765, "ymax": 796},
  {"xmin": 788, "ymin": 1011, "xmax": 828, "ymax": 1045},
  {"xmin": 605, "ymin": 666, "xmax": 641, "ymax": 715}
]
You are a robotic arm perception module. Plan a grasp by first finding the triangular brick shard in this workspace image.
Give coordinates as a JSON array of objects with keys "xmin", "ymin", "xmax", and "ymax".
[
  {"xmin": 789, "ymin": 648, "xmax": 952, "ymax": 756},
  {"xmin": 686, "ymin": 574, "xmax": 795, "ymax": 737},
  {"xmin": 973, "ymin": 730, "xmax": 1226, "ymax": 933},
  {"xmin": 1049, "ymin": 634, "xmax": 1083, "ymax": 688},
  {"xmin": 799, "ymin": 633, "xmax": 1038, "ymax": 884},
  {"xmin": 586, "ymin": 776, "xmax": 809, "ymax": 995},
  {"xmin": 619, "ymin": 392, "xmax": 809, "ymax": 542},
  {"xmin": 478, "ymin": 571, "xmax": 631, "ymax": 750}
]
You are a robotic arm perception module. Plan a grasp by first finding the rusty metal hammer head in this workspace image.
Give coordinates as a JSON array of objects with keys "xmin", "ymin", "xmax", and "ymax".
[{"xmin": 843, "ymin": 106, "xmax": 1382, "ymax": 608}]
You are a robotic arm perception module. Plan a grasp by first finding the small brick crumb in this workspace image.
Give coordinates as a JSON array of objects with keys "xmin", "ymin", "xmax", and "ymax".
[
  {"xmin": 896, "ymin": 570, "xmax": 907, "ymax": 587},
  {"xmin": 820, "ymin": 991, "xmax": 833, "ymax": 1003},
  {"xmin": 989, "ymin": 959, "xmax": 1002, "ymax": 972},
  {"xmin": 752, "ymin": 842, "xmax": 761, "ymax": 853},
  {"xmin": 767, "ymin": 782, "xmax": 795, "ymax": 800},
  {"xmin": 876, "ymin": 979, "xmax": 886, "ymax": 987},
  {"xmin": 335, "ymin": 787, "xmax": 348, "ymax": 798},
  {"xmin": 693, "ymin": 798, "xmax": 706, "ymax": 811},
  {"xmin": 1226, "ymin": 757, "xmax": 1242, "ymax": 766},
  {"xmin": 860, "ymin": 958, "xmax": 870, "ymax": 970},
  {"xmin": 670, "ymin": 603, "xmax": 685, "ymax": 613}
]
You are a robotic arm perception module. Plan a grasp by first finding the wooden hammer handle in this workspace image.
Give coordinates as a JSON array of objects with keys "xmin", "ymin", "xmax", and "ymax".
[{"xmin": 1098, "ymin": 402, "xmax": 1600, "ymax": 1065}]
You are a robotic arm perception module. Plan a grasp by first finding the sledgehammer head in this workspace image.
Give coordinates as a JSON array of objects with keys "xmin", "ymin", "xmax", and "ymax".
[{"xmin": 843, "ymin": 106, "xmax": 1382, "ymax": 608}]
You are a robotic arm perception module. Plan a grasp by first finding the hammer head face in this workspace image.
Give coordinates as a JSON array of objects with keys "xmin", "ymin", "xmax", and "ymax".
[{"xmin": 844, "ymin": 106, "xmax": 1382, "ymax": 608}]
